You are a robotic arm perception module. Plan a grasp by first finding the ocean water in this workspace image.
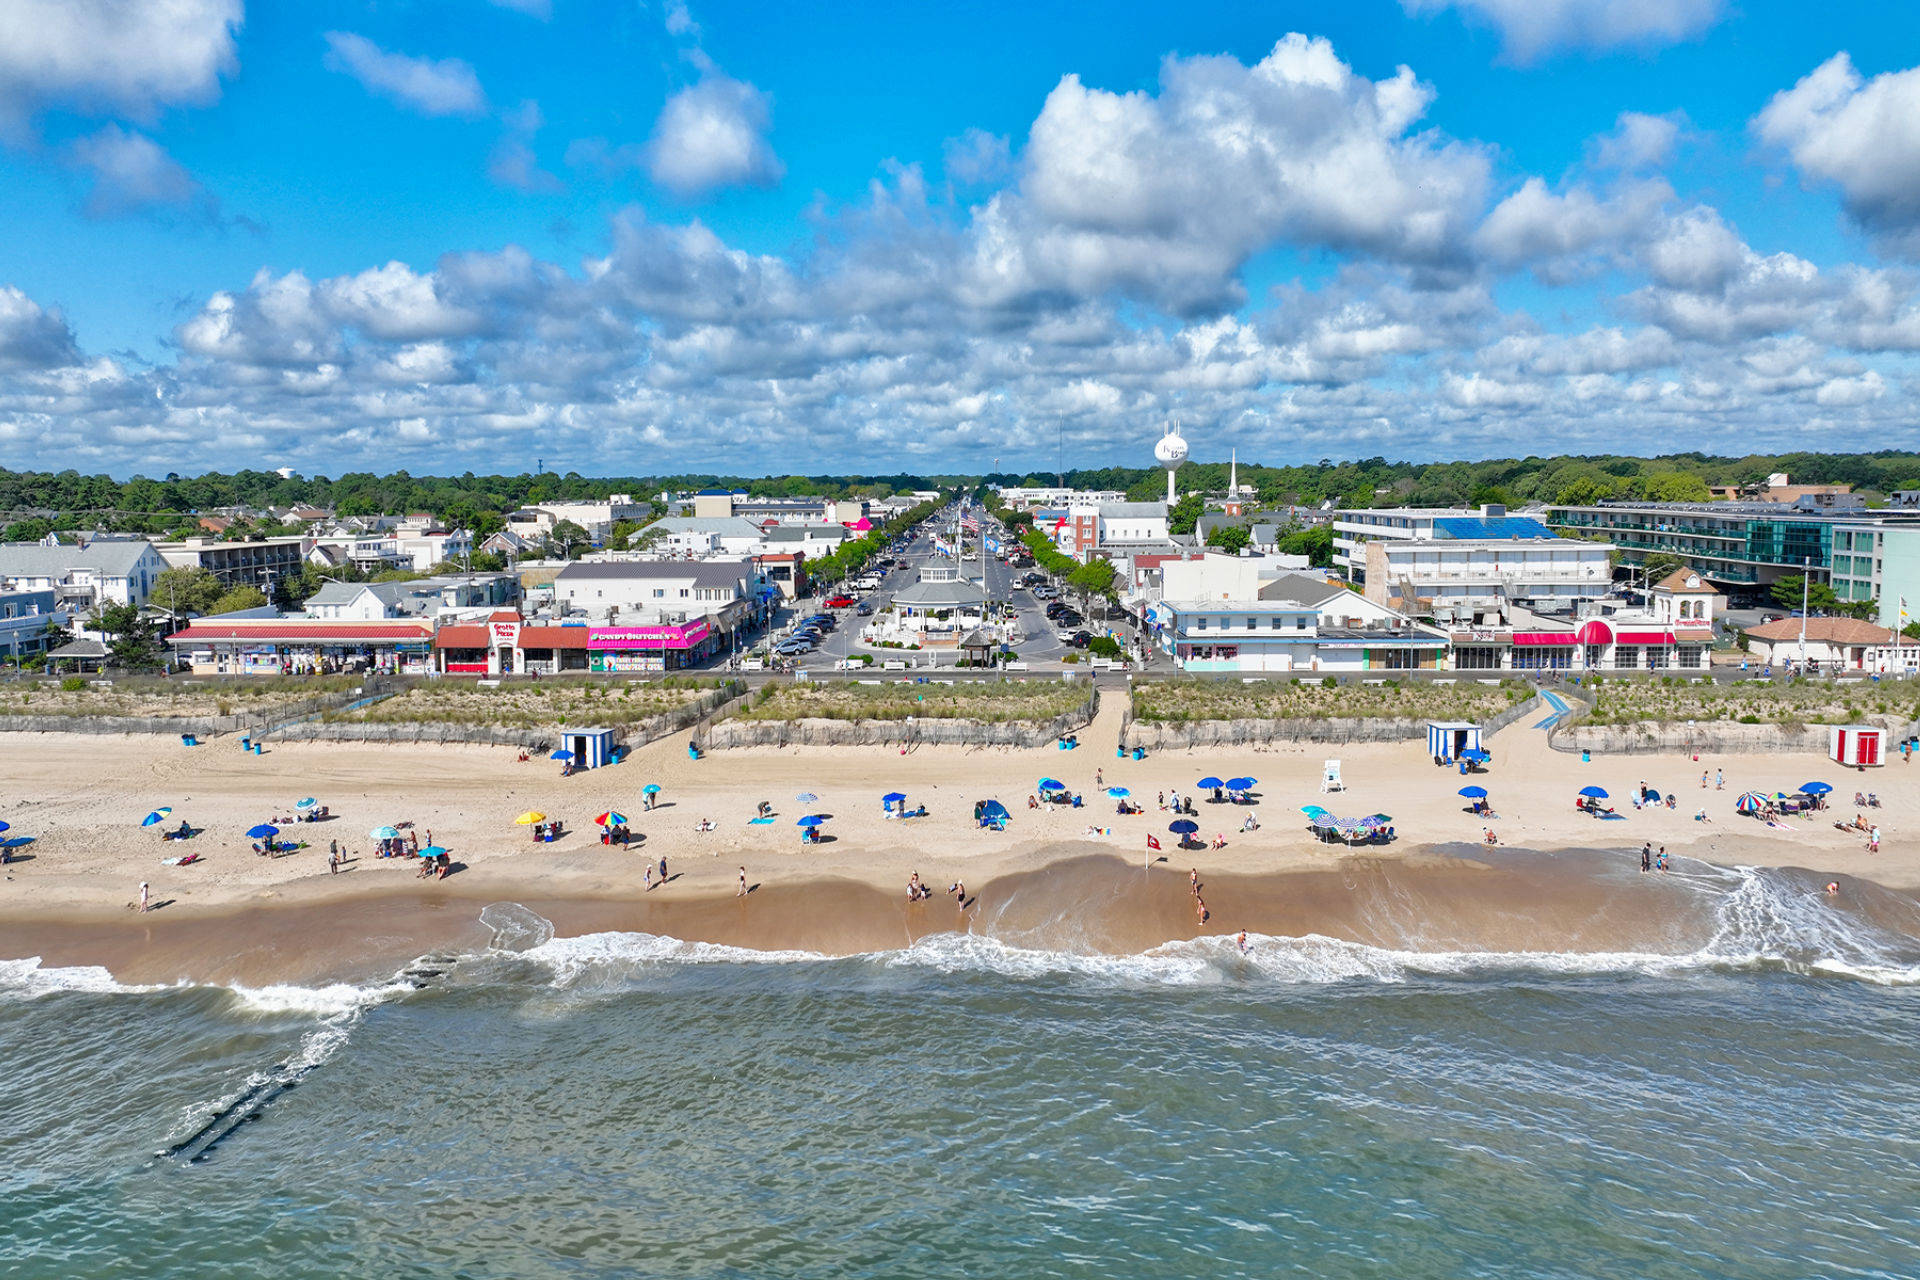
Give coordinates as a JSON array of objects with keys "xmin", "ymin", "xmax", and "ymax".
[{"xmin": 5, "ymin": 868, "xmax": 1920, "ymax": 1279}]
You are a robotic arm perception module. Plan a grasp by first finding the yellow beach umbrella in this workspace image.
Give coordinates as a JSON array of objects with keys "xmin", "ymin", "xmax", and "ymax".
[{"xmin": 514, "ymin": 811, "xmax": 547, "ymax": 825}]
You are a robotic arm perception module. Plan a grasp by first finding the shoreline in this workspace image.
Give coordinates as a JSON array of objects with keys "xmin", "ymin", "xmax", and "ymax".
[
  {"xmin": 2, "ymin": 721, "xmax": 1912, "ymax": 987},
  {"xmin": 7, "ymin": 843, "xmax": 1917, "ymax": 990}
]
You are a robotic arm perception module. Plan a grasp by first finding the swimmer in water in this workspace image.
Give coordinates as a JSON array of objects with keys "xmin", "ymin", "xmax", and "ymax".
[
  {"xmin": 1826, "ymin": 881, "xmax": 1840, "ymax": 895},
  {"xmin": 1236, "ymin": 930, "xmax": 1248, "ymax": 954}
]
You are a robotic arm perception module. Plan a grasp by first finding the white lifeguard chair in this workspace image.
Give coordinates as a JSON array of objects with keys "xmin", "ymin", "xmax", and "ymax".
[{"xmin": 1321, "ymin": 759, "xmax": 1345, "ymax": 793}]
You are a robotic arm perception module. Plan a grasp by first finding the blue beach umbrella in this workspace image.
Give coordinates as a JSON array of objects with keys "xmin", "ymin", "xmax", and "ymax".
[
  {"xmin": 980, "ymin": 800, "xmax": 1010, "ymax": 820},
  {"xmin": 796, "ymin": 814, "xmax": 827, "ymax": 827},
  {"xmin": 1106, "ymin": 786, "xmax": 1131, "ymax": 798},
  {"xmin": 246, "ymin": 823, "xmax": 279, "ymax": 839},
  {"xmin": 419, "ymin": 845, "xmax": 449, "ymax": 858},
  {"xmin": 369, "ymin": 824, "xmax": 400, "ymax": 840},
  {"xmin": 882, "ymin": 792, "xmax": 907, "ymax": 804},
  {"xmin": 1458, "ymin": 786, "xmax": 1488, "ymax": 799},
  {"xmin": 1800, "ymin": 781, "xmax": 1833, "ymax": 795},
  {"xmin": 0, "ymin": 820, "xmax": 9, "ymax": 833},
  {"xmin": 795, "ymin": 792, "xmax": 819, "ymax": 803},
  {"xmin": 1169, "ymin": 819, "xmax": 1199, "ymax": 834},
  {"xmin": 1461, "ymin": 748, "xmax": 1491, "ymax": 763},
  {"xmin": 141, "ymin": 807, "xmax": 173, "ymax": 827},
  {"xmin": 550, "ymin": 749, "xmax": 574, "ymax": 761},
  {"xmin": 1197, "ymin": 776, "xmax": 1225, "ymax": 789},
  {"xmin": 643, "ymin": 784, "xmax": 662, "ymax": 795},
  {"xmin": 1037, "ymin": 778, "xmax": 1065, "ymax": 792},
  {"xmin": 1226, "ymin": 777, "xmax": 1256, "ymax": 790},
  {"xmin": 296, "ymin": 797, "xmax": 317, "ymax": 809},
  {"xmin": 1578, "ymin": 786, "xmax": 1609, "ymax": 799}
]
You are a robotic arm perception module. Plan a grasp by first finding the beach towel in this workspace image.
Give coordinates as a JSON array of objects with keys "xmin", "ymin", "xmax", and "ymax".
[{"xmin": 747, "ymin": 817, "xmax": 775, "ymax": 825}]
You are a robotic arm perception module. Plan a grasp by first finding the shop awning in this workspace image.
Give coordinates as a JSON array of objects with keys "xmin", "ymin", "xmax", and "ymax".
[
  {"xmin": 1616, "ymin": 630, "xmax": 1677, "ymax": 644},
  {"xmin": 433, "ymin": 625, "xmax": 490, "ymax": 648},
  {"xmin": 169, "ymin": 623, "xmax": 432, "ymax": 644},
  {"xmin": 1513, "ymin": 632, "xmax": 1576, "ymax": 645}
]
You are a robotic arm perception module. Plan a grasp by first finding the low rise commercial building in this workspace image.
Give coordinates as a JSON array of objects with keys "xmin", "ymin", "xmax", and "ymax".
[
  {"xmin": 155, "ymin": 537, "xmax": 307, "ymax": 591},
  {"xmin": 1144, "ymin": 571, "xmax": 1445, "ymax": 673},
  {"xmin": 0, "ymin": 587, "xmax": 64, "ymax": 660},
  {"xmin": 1363, "ymin": 537, "xmax": 1613, "ymax": 620},
  {"xmin": 1332, "ymin": 504, "xmax": 1559, "ymax": 581}
]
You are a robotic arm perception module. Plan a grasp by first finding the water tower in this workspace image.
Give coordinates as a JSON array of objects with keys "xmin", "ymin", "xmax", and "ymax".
[{"xmin": 1154, "ymin": 424, "xmax": 1189, "ymax": 505}]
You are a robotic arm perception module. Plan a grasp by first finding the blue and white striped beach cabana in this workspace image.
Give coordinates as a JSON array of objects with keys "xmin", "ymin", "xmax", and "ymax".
[
  {"xmin": 1426, "ymin": 721, "xmax": 1481, "ymax": 762},
  {"xmin": 559, "ymin": 727, "xmax": 617, "ymax": 770}
]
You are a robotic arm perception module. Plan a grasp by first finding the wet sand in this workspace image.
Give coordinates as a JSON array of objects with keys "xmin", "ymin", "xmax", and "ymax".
[{"xmin": 2, "ymin": 714, "xmax": 1914, "ymax": 985}]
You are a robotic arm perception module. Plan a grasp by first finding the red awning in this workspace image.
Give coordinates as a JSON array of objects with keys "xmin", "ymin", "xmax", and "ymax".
[
  {"xmin": 1616, "ymin": 630, "xmax": 1676, "ymax": 644},
  {"xmin": 1575, "ymin": 619, "xmax": 1614, "ymax": 645},
  {"xmin": 433, "ymin": 625, "xmax": 490, "ymax": 648},
  {"xmin": 1513, "ymin": 632, "xmax": 1577, "ymax": 646},
  {"xmin": 514, "ymin": 626, "xmax": 590, "ymax": 650}
]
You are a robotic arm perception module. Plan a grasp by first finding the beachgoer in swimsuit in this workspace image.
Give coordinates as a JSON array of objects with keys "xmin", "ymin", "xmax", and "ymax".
[
  {"xmin": 139, "ymin": 881, "xmax": 150, "ymax": 913},
  {"xmin": 1237, "ymin": 930, "xmax": 1248, "ymax": 954},
  {"xmin": 738, "ymin": 867, "xmax": 748, "ymax": 896}
]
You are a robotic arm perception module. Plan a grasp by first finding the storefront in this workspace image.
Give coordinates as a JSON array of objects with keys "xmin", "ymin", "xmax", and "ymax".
[
  {"xmin": 588, "ymin": 619, "xmax": 715, "ymax": 672},
  {"xmin": 168, "ymin": 620, "xmax": 436, "ymax": 675}
]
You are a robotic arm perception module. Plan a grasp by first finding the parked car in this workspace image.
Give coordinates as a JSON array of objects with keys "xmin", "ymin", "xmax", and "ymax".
[
  {"xmin": 1045, "ymin": 602, "xmax": 1069, "ymax": 618},
  {"xmin": 1056, "ymin": 611, "xmax": 1084, "ymax": 628},
  {"xmin": 824, "ymin": 595, "xmax": 856, "ymax": 609},
  {"xmin": 1032, "ymin": 585, "xmax": 1059, "ymax": 599},
  {"xmin": 855, "ymin": 602, "xmax": 874, "ymax": 616},
  {"xmin": 1065, "ymin": 630, "xmax": 1093, "ymax": 648}
]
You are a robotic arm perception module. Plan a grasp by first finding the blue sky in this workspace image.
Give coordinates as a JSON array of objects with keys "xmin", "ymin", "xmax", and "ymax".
[{"xmin": 2, "ymin": 0, "xmax": 1919, "ymax": 478}]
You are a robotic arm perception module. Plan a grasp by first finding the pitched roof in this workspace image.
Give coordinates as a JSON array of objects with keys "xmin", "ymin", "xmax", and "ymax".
[
  {"xmin": 555, "ymin": 560, "xmax": 751, "ymax": 589},
  {"xmin": 0, "ymin": 540, "xmax": 161, "ymax": 578},
  {"xmin": 1745, "ymin": 617, "xmax": 1894, "ymax": 645},
  {"xmin": 1256, "ymin": 571, "xmax": 1346, "ymax": 607},
  {"xmin": 1653, "ymin": 567, "xmax": 1721, "ymax": 594}
]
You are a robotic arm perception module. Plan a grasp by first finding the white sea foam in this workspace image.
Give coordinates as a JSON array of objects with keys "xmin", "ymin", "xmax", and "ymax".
[
  {"xmin": 0, "ymin": 956, "xmax": 163, "ymax": 999},
  {"xmin": 492, "ymin": 864, "xmax": 1920, "ymax": 989}
]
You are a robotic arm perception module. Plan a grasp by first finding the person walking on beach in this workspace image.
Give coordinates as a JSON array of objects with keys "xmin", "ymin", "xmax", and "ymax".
[
  {"xmin": 658, "ymin": 856, "xmax": 668, "ymax": 885},
  {"xmin": 1190, "ymin": 868, "xmax": 1200, "ymax": 897},
  {"xmin": 139, "ymin": 881, "xmax": 150, "ymax": 913},
  {"xmin": 1869, "ymin": 825, "xmax": 1881, "ymax": 853},
  {"xmin": 1715, "ymin": 769, "xmax": 1725, "ymax": 790},
  {"xmin": 1640, "ymin": 844, "xmax": 1651, "ymax": 873},
  {"xmin": 1096, "ymin": 768, "xmax": 1104, "ymax": 789},
  {"xmin": 738, "ymin": 866, "xmax": 748, "ymax": 896},
  {"xmin": 1700, "ymin": 771, "xmax": 1709, "ymax": 789},
  {"xmin": 645, "ymin": 865, "xmax": 654, "ymax": 891},
  {"xmin": 329, "ymin": 850, "xmax": 339, "ymax": 875}
]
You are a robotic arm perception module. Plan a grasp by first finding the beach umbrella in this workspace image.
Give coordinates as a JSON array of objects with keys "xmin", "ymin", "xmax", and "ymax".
[
  {"xmin": 1800, "ymin": 781, "xmax": 1833, "ymax": 795},
  {"xmin": 247, "ymin": 823, "xmax": 280, "ymax": 839},
  {"xmin": 796, "ymin": 814, "xmax": 827, "ymax": 827},
  {"xmin": 882, "ymin": 792, "xmax": 907, "ymax": 804},
  {"xmin": 296, "ymin": 797, "xmax": 317, "ymax": 809},
  {"xmin": 1734, "ymin": 792, "xmax": 1765, "ymax": 814},
  {"xmin": 1461, "ymin": 748, "xmax": 1491, "ymax": 762},
  {"xmin": 514, "ymin": 812, "xmax": 546, "ymax": 825},
  {"xmin": 0, "ymin": 820, "xmax": 8, "ymax": 834},
  {"xmin": 1197, "ymin": 776, "xmax": 1225, "ymax": 789},
  {"xmin": 550, "ymin": 749, "xmax": 574, "ymax": 761},
  {"xmin": 1106, "ymin": 786, "xmax": 1131, "ymax": 798},
  {"xmin": 140, "ymin": 807, "xmax": 173, "ymax": 827},
  {"xmin": 1769, "ymin": 791, "xmax": 1793, "ymax": 801},
  {"xmin": 595, "ymin": 811, "xmax": 628, "ymax": 827},
  {"xmin": 1360, "ymin": 814, "xmax": 1392, "ymax": 828},
  {"xmin": 980, "ymin": 800, "xmax": 1009, "ymax": 820},
  {"xmin": 1226, "ymin": 777, "xmax": 1256, "ymax": 790},
  {"xmin": 643, "ymin": 784, "xmax": 662, "ymax": 795},
  {"xmin": 1037, "ymin": 778, "xmax": 1065, "ymax": 792},
  {"xmin": 1458, "ymin": 786, "xmax": 1488, "ymax": 799},
  {"xmin": 1309, "ymin": 814, "xmax": 1339, "ymax": 829},
  {"xmin": 1578, "ymin": 786, "xmax": 1609, "ymax": 799},
  {"xmin": 795, "ymin": 792, "xmax": 819, "ymax": 803},
  {"xmin": 368, "ymin": 825, "xmax": 400, "ymax": 840},
  {"xmin": 1169, "ymin": 819, "xmax": 1199, "ymax": 834},
  {"xmin": 419, "ymin": 845, "xmax": 449, "ymax": 858}
]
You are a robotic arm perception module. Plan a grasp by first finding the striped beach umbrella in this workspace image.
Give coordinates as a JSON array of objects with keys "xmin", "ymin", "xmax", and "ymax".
[{"xmin": 1734, "ymin": 792, "xmax": 1765, "ymax": 814}]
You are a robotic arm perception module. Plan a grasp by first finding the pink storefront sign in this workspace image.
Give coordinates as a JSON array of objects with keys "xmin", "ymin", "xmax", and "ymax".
[{"xmin": 587, "ymin": 620, "xmax": 712, "ymax": 651}]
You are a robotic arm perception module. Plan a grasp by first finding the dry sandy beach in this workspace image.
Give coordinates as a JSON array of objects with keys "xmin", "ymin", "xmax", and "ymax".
[{"xmin": 2, "ymin": 703, "xmax": 1914, "ymax": 985}]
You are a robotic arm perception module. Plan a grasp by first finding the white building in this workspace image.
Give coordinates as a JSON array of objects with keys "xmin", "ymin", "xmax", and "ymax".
[
  {"xmin": 0, "ymin": 539, "xmax": 171, "ymax": 610},
  {"xmin": 994, "ymin": 486, "xmax": 1127, "ymax": 509},
  {"xmin": 1362, "ymin": 537, "xmax": 1614, "ymax": 618},
  {"xmin": 505, "ymin": 494, "xmax": 647, "ymax": 543},
  {"xmin": 1332, "ymin": 504, "xmax": 1562, "ymax": 580},
  {"xmin": 1063, "ymin": 500, "xmax": 1170, "ymax": 560},
  {"xmin": 1144, "ymin": 571, "xmax": 1445, "ymax": 673},
  {"xmin": 552, "ymin": 559, "xmax": 767, "ymax": 627}
]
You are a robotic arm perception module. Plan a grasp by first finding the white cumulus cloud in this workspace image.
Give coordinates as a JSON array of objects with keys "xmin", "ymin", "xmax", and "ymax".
[
  {"xmin": 1756, "ymin": 53, "xmax": 1920, "ymax": 251},
  {"xmin": 1404, "ymin": 0, "xmax": 1723, "ymax": 62},
  {"xmin": 67, "ymin": 124, "xmax": 209, "ymax": 219},
  {"xmin": 323, "ymin": 31, "xmax": 488, "ymax": 118},
  {"xmin": 645, "ymin": 74, "xmax": 783, "ymax": 197},
  {"xmin": 0, "ymin": 0, "xmax": 240, "ymax": 134}
]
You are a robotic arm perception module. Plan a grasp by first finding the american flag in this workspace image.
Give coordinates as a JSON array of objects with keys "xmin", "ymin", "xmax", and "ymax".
[{"xmin": 961, "ymin": 515, "xmax": 980, "ymax": 534}]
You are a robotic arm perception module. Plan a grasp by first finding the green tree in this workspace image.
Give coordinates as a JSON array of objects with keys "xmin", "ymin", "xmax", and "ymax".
[
  {"xmin": 1066, "ymin": 559, "xmax": 1116, "ymax": 614},
  {"xmin": 1168, "ymin": 492, "xmax": 1205, "ymax": 536},
  {"xmin": 1770, "ymin": 575, "xmax": 1841, "ymax": 614},
  {"xmin": 209, "ymin": 585, "xmax": 269, "ymax": 614},
  {"xmin": 1638, "ymin": 551, "xmax": 1688, "ymax": 582},
  {"xmin": 1276, "ymin": 524, "xmax": 1334, "ymax": 567},
  {"xmin": 1639, "ymin": 471, "xmax": 1711, "ymax": 503},
  {"xmin": 1205, "ymin": 524, "xmax": 1251, "ymax": 555},
  {"xmin": 152, "ymin": 566, "xmax": 226, "ymax": 615},
  {"xmin": 547, "ymin": 520, "xmax": 590, "ymax": 559},
  {"xmin": 93, "ymin": 602, "xmax": 164, "ymax": 671}
]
